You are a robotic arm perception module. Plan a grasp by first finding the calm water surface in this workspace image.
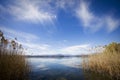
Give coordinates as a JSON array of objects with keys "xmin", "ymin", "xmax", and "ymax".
[{"xmin": 27, "ymin": 57, "xmax": 85, "ymax": 80}]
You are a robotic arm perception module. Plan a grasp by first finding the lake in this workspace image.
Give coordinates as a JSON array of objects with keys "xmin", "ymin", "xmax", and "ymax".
[{"xmin": 27, "ymin": 57, "xmax": 85, "ymax": 80}]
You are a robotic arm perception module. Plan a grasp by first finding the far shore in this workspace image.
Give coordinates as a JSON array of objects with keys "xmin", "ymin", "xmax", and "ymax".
[{"xmin": 25, "ymin": 54, "xmax": 88, "ymax": 58}]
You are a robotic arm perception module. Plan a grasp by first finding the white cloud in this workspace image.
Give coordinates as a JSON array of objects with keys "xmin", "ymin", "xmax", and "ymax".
[
  {"xmin": 0, "ymin": 26, "xmax": 56, "ymax": 55},
  {"xmin": 0, "ymin": 26, "xmax": 59, "ymax": 55},
  {"xmin": 5, "ymin": 0, "xmax": 56, "ymax": 24},
  {"xmin": 22, "ymin": 42, "xmax": 50, "ymax": 51},
  {"xmin": 105, "ymin": 16, "xmax": 120, "ymax": 32},
  {"xmin": 0, "ymin": 26, "xmax": 39, "ymax": 42},
  {"xmin": 60, "ymin": 44, "xmax": 105, "ymax": 55},
  {"xmin": 0, "ymin": 26, "xmax": 105, "ymax": 55},
  {"xmin": 61, "ymin": 44, "xmax": 91, "ymax": 55},
  {"xmin": 20, "ymin": 42, "xmax": 52, "ymax": 55},
  {"xmin": 1, "ymin": 0, "xmax": 119, "ymax": 31},
  {"xmin": 76, "ymin": 1, "xmax": 120, "ymax": 32},
  {"xmin": 76, "ymin": 1, "xmax": 93, "ymax": 27},
  {"xmin": 0, "ymin": 0, "xmax": 76, "ymax": 24},
  {"xmin": 55, "ymin": 0, "xmax": 75, "ymax": 10}
]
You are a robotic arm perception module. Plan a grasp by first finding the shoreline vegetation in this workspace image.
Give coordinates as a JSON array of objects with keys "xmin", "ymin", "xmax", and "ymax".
[
  {"xmin": 0, "ymin": 31, "xmax": 29, "ymax": 80},
  {"xmin": 82, "ymin": 42, "xmax": 120, "ymax": 80}
]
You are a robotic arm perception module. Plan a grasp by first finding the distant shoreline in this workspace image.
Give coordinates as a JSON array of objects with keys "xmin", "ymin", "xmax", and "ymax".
[{"xmin": 25, "ymin": 55, "xmax": 88, "ymax": 58}]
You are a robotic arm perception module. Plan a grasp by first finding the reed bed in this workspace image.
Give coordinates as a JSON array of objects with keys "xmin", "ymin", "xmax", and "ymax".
[
  {"xmin": 0, "ymin": 31, "xmax": 29, "ymax": 80},
  {"xmin": 82, "ymin": 42, "xmax": 120, "ymax": 80}
]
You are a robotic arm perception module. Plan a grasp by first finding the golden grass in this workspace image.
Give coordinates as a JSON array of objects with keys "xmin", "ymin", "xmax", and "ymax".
[
  {"xmin": 0, "ymin": 31, "xmax": 30, "ymax": 80},
  {"xmin": 82, "ymin": 42, "xmax": 120, "ymax": 80},
  {"xmin": 0, "ymin": 48, "xmax": 30, "ymax": 80}
]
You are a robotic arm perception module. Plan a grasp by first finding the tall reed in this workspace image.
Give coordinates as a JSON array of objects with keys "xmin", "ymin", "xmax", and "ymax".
[
  {"xmin": 0, "ymin": 30, "xmax": 29, "ymax": 80},
  {"xmin": 82, "ymin": 42, "xmax": 120, "ymax": 80}
]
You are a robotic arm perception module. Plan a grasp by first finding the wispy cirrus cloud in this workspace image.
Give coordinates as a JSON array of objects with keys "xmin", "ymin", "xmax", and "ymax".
[
  {"xmin": 0, "ymin": 0, "xmax": 75, "ymax": 25},
  {"xmin": 76, "ymin": 0, "xmax": 120, "ymax": 32},
  {"xmin": 0, "ymin": 0, "xmax": 56, "ymax": 24},
  {"xmin": 0, "ymin": 26, "xmax": 39, "ymax": 42},
  {"xmin": 0, "ymin": 0, "xmax": 119, "ymax": 32},
  {"xmin": 20, "ymin": 41, "xmax": 53, "ymax": 55},
  {"xmin": 55, "ymin": 0, "xmax": 76, "ymax": 10},
  {"xmin": 0, "ymin": 26, "xmax": 54, "ymax": 55},
  {"xmin": 105, "ymin": 16, "xmax": 120, "ymax": 32},
  {"xmin": 60, "ymin": 44, "xmax": 105, "ymax": 55},
  {"xmin": 61, "ymin": 44, "xmax": 91, "ymax": 55},
  {"xmin": 0, "ymin": 0, "xmax": 76, "ymax": 24}
]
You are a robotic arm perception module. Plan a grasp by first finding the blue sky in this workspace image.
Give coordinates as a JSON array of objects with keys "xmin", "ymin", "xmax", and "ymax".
[{"xmin": 0, "ymin": 0, "xmax": 120, "ymax": 55}]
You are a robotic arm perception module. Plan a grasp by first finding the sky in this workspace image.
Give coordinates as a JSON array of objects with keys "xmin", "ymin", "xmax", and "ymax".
[{"xmin": 0, "ymin": 0, "xmax": 120, "ymax": 55}]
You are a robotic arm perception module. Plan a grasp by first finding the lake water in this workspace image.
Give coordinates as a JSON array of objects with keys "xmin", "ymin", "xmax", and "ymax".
[{"xmin": 27, "ymin": 57, "xmax": 85, "ymax": 80}]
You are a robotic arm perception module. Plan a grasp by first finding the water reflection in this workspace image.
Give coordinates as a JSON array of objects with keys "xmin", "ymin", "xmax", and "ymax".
[
  {"xmin": 27, "ymin": 57, "xmax": 84, "ymax": 80},
  {"xmin": 26, "ymin": 57, "xmax": 119, "ymax": 80}
]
